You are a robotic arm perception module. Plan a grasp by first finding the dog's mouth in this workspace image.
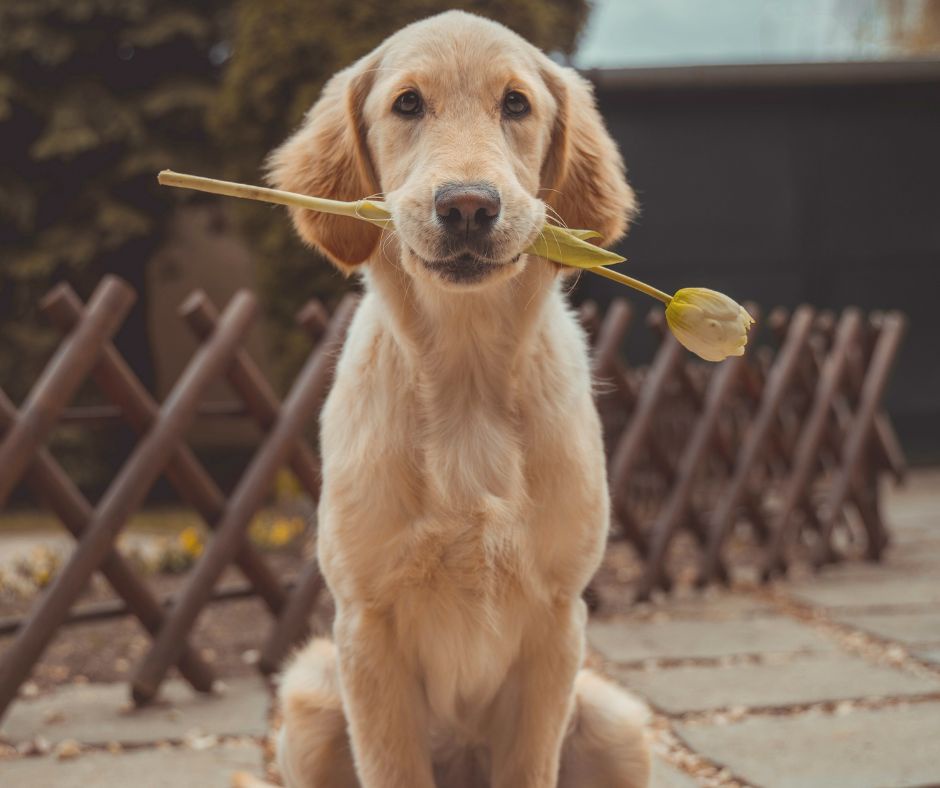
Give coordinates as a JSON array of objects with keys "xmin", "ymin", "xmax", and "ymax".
[{"xmin": 416, "ymin": 251, "xmax": 522, "ymax": 284}]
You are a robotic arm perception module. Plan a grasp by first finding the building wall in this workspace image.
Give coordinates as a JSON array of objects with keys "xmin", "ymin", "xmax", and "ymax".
[{"xmin": 581, "ymin": 67, "xmax": 940, "ymax": 459}]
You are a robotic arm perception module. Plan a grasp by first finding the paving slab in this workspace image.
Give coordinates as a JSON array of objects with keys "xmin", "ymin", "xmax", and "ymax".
[
  {"xmin": 632, "ymin": 592, "xmax": 776, "ymax": 621},
  {"xmin": 613, "ymin": 653, "xmax": 940, "ymax": 713},
  {"xmin": 589, "ymin": 616, "xmax": 834, "ymax": 663},
  {"xmin": 819, "ymin": 552, "xmax": 940, "ymax": 579},
  {"xmin": 676, "ymin": 702, "xmax": 940, "ymax": 788},
  {"xmin": 885, "ymin": 539, "xmax": 940, "ymax": 562},
  {"xmin": 0, "ymin": 740, "xmax": 263, "ymax": 788},
  {"xmin": 827, "ymin": 548, "xmax": 940, "ymax": 579},
  {"xmin": 832, "ymin": 610, "xmax": 940, "ymax": 645},
  {"xmin": 888, "ymin": 522, "xmax": 940, "ymax": 544},
  {"xmin": 914, "ymin": 645, "xmax": 940, "ymax": 666},
  {"xmin": 650, "ymin": 755, "xmax": 699, "ymax": 788},
  {"xmin": 881, "ymin": 506, "xmax": 940, "ymax": 549},
  {"xmin": 788, "ymin": 572, "xmax": 940, "ymax": 609},
  {"xmin": 884, "ymin": 505, "xmax": 940, "ymax": 543},
  {"xmin": 0, "ymin": 677, "xmax": 269, "ymax": 745},
  {"xmin": 884, "ymin": 468, "xmax": 940, "ymax": 507}
]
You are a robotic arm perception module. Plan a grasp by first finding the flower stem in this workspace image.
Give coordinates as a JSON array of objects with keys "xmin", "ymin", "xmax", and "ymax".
[
  {"xmin": 157, "ymin": 170, "xmax": 391, "ymax": 226},
  {"xmin": 158, "ymin": 170, "xmax": 675, "ymax": 305},
  {"xmin": 587, "ymin": 265, "xmax": 672, "ymax": 304}
]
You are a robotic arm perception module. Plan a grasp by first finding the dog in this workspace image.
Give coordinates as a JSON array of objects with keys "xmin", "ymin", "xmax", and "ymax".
[{"xmin": 265, "ymin": 11, "xmax": 650, "ymax": 788}]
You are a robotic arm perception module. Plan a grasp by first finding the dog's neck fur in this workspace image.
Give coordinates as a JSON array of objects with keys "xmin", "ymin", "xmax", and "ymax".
[{"xmin": 366, "ymin": 251, "xmax": 561, "ymax": 508}]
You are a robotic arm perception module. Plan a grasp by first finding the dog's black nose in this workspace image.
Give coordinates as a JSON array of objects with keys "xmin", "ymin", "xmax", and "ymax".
[{"xmin": 434, "ymin": 183, "xmax": 500, "ymax": 238}]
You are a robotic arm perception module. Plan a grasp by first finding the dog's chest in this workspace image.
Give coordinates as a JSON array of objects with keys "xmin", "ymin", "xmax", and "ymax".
[{"xmin": 396, "ymin": 514, "xmax": 532, "ymax": 730}]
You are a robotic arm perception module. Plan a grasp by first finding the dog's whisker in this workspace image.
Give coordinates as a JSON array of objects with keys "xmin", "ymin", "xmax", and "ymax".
[{"xmin": 543, "ymin": 205, "xmax": 570, "ymax": 231}]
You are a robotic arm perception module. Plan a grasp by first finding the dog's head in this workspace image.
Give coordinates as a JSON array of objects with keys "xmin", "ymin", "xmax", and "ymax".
[{"xmin": 269, "ymin": 11, "xmax": 635, "ymax": 291}]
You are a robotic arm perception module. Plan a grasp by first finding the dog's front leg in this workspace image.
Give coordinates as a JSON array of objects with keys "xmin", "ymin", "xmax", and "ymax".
[
  {"xmin": 489, "ymin": 598, "xmax": 586, "ymax": 788},
  {"xmin": 334, "ymin": 610, "xmax": 436, "ymax": 788}
]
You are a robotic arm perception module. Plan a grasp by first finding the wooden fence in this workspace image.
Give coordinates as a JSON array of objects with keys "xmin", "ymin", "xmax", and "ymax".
[
  {"xmin": 0, "ymin": 275, "xmax": 906, "ymax": 721},
  {"xmin": 582, "ymin": 299, "xmax": 906, "ymax": 601}
]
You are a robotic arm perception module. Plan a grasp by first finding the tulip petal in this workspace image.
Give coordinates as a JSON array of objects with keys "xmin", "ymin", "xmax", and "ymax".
[{"xmin": 665, "ymin": 288, "xmax": 753, "ymax": 362}]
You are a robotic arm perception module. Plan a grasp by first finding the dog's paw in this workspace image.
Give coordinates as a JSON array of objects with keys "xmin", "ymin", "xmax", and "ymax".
[{"xmin": 231, "ymin": 770, "xmax": 280, "ymax": 788}]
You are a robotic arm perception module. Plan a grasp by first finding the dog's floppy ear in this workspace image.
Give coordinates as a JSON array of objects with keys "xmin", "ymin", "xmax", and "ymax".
[
  {"xmin": 540, "ymin": 63, "xmax": 636, "ymax": 246},
  {"xmin": 267, "ymin": 55, "xmax": 381, "ymax": 270}
]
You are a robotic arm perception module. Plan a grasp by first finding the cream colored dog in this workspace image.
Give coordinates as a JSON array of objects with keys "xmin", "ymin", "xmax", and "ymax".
[{"xmin": 267, "ymin": 11, "xmax": 650, "ymax": 788}]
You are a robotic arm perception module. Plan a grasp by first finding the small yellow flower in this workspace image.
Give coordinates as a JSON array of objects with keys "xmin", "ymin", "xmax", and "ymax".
[
  {"xmin": 274, "ymin": 469, "xmax": 303, "ymax": 502},
  {"xmin": 33, "ymin": 565, "xmax": 53, "ymax": 588},
  {"xmin": 665, "ymin": 288, "xmax": 754, "ymax": 362},
  {"xmin": 249, "ymin": 513, "xmax": 304, "ymax": 549},
  {"xmin": 178, "ymin": 526, "xmax": 204, "ymax": 558},
  {"xmin": 269, "ymin": 520, "xmax": 292, "ymax": 546}
]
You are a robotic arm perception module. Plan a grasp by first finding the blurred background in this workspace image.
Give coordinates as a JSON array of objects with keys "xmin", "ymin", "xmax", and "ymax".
[{"xmin": 1, "ymin": 0, "xmax": 938, "ymax": 494}]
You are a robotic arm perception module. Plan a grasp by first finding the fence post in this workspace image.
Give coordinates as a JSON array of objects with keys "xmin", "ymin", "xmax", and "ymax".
[
  {"xmin": 0, "ymin": 277, "xmax": 135, "ymax": 507},
  {"xmin": 0, "ymin": 291, "xmax": 257, "ymax": 722},
  {"xmin": 813, "ymin": 312, "xmax": 907, "ymax": 565},
  {"xmin": 130, "ymin": 294, "xmax": 356, "ymax": 702},
  {"xmin": 0, "ymin": 389, "xmax": 215, "ymax": 693},
  {"xmin": 180, "ymin": 292, "xmax": 359, "ymax": 674},
  {"xmin": 179, "ymin": 292, "xmax": 324, "ymax": 501},
  {"xmin": 41, "ymin": 286, "xmax": 288, "ymax": 618},
  {"xmin": 762, "ymin": 308, "xmax": 864, "ymax": 579},
  {"xmin": 607, "ymin": 326, "xmax": 685, "ymax": 553},
  {"xmin": 699, "ymin": 306, "xmax": 815, "ymax": 585},
  {"xmin": 635, "ymin": 308, "xmax": 758, "ymax": 601},
  {"xmin": 258, "ymin": 295, "xmax": 361, "ymax": 674}
]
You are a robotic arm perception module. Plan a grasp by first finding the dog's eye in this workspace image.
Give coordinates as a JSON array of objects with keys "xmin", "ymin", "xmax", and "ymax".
[
  {"xmin": 393, "ymin": 90, "xmax": 423, "ymax": 117},
  {"xmin": 502, "ymin": 91, "xmax": 530, "ymax": 119}
]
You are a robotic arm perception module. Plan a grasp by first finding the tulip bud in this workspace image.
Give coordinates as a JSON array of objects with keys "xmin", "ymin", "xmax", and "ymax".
[{"xmin": 665, "ymin": 288, "xmax": 755, "ymax": 362}]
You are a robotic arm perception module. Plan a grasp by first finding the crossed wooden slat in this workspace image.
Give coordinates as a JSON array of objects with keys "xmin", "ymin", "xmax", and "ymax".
[
  {"xmin": 176, "ymin": 291, "xmax": 359, "ymax": 681},
  {"xmin": 633, "ymin": 317, "xmax": 757, "ymax": 600},
  {"xmin": 698, "ymin": 306, "xmax": 817, "ymax": 584},
  {"xmin": 0, "ymin": 277, "xmax": 359, "ymax": 719},
  {"xmin": 0, "ymin": 279, "xmax": 257, "ymax": 720},
  {"xmin": 808, "ymin": 311, "xmax": 906, "ymax": 567},
  {"xmin": 0, "ymin": 387, "xmax": 214, "ymax": 694},
  {"xmin": 597, "ymin": 300, "xmax": 905, "ymax": 598},
  {"xmin": 129, "ymin": 293, "xmax": 359, "ymax": 703},
  {"xmin": 606, "ymin": 318, "xmax": 686, "ymax": 557},
  {"xmin": 760, "ymin": 309, "xmax": 906, "ymax": 577}
]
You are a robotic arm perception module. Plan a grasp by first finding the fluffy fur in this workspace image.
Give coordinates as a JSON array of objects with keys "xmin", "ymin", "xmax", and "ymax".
[{"xmin": 266, "ymin": 11, "xmax": 649, "ymax": 788}]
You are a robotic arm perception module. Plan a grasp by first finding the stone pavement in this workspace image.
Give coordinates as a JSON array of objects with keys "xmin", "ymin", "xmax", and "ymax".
[
  {"xmin": 591, "ymin": 467, "xmax": 940, "ymax": 787},
  {"xmin": 0, "ymin": 469, "xmax": 937, "ymax": 786},
  {"xmin": 0, "ymin": 676, "xmax": 270, "ymax": 787}
]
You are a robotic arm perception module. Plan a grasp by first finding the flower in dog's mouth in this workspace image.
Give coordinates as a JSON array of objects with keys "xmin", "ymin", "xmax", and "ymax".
[
  {"xmin": 157, "ymin": 170, "xmax": 754, "ymax": 361},
  {"xmin": 665, "ymin": 288, "xmax": 755, "ymax": 362}
]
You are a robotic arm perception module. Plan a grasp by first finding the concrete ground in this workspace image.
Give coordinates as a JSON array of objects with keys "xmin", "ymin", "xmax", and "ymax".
[
  {"xmin": 1, "ymin": 469, "xmax": 937, "ymax": 787},
  {"xmin": 599, "ymin": 468, "xmax": 940, "ymax": 787}
]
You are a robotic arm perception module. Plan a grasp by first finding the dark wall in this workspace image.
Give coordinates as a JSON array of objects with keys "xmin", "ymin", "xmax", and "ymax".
[{"xmin": 580, "ymin": 73, "xmax": 940, "ymax": 461}]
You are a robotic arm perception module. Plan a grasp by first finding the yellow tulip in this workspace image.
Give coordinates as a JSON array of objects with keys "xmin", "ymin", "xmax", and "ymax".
[{"xmin": 665, "ymin": 288, "xmax": 755, "ymax": 362}]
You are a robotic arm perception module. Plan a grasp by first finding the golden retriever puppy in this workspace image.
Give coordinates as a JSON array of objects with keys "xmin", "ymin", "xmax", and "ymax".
[{"xmin": 268, "ymin": 11, "xmax": 650, "ymax": 788}]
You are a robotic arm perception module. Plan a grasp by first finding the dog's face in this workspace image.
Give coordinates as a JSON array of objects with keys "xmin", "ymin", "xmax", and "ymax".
[
  {"xmin": 360, "ymin": 22, "xmax": 557, "ymax": 289},
  {"xmin": 270, "ymin": 11, "xmax": 634, "ymax": 291}
]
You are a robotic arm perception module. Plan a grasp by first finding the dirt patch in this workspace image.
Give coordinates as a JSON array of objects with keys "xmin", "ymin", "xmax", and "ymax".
[{"xmin": 0, "ymin": 551, "xmax": 338, "ymax": 695}]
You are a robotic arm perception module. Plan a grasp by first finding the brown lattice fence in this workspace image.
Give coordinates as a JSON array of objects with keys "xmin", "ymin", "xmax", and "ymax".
[{"xmin": 0, "ymin": 275, "xmax": 905, "ymax": 721}]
